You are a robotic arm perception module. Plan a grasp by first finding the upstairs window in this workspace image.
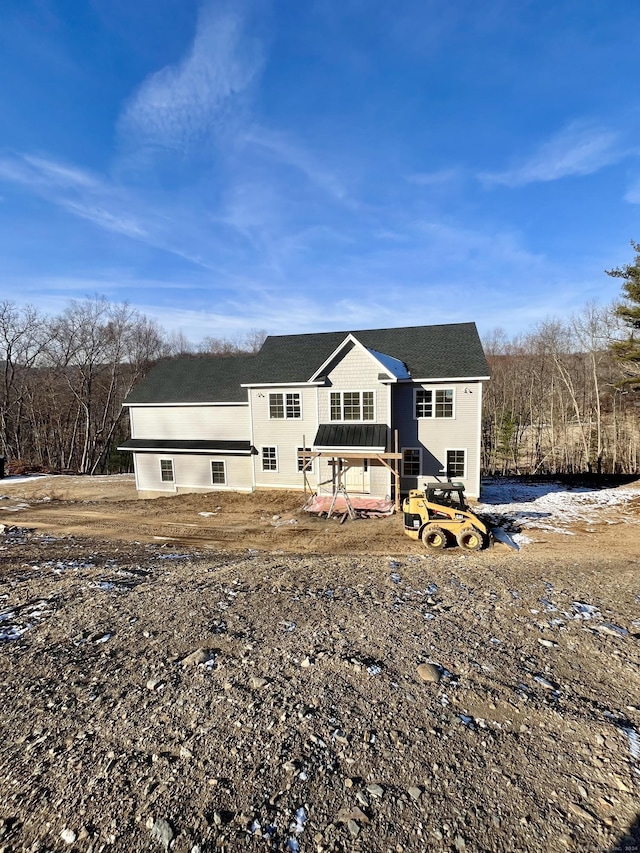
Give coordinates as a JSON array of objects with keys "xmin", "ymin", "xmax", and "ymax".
[
  {"xmin": 330, "ymin": 391, "xmax": 374, "ymax": 421},
  {"xmin": 269, "ymin": 392, "xmax": 301, "ymax": 419},
  {"xmin": 415, "ymin": 388, "xmax": 454, "ymax": 419}
]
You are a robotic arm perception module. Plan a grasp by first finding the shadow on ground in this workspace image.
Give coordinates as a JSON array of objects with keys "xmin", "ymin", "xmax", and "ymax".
[{"xmin": 609, "ymin": 812, "xmax": 640, "ymax": 852}]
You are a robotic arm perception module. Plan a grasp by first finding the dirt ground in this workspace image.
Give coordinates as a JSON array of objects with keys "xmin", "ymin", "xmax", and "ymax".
[{"xmin": 1, "ymin": 475, "xmax": 639, "ymax": 853}]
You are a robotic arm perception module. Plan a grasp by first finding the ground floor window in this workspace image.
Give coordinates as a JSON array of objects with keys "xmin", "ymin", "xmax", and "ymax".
[
  {"xmin": 297, "ymin": 447, "xmax": 314, "ymax": 473},
  {"xmin": 446, "ymin": 449, "xmax": 466, "ymax": 479},
  {"xmin": 262, "ymin": 446, "xmax": 278, "ymax": 471},
  {"xmin": 402, "ymin": 448, "xmax": 421, "ymax": 476},
  {"xmin": 211, "ymin": 460, "xmax": 226, "ymax": 484},
  {"xmin": 160, "ymin": 458, "xmax": 174, "ymax": 482}
]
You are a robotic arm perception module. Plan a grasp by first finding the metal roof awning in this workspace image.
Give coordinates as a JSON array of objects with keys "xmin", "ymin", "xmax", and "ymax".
[
  {"xmin": 313, "ymin": 423, "xmax": 388, "ymax": 451},
  {"xmin": 118, "ymin": 439, "xmax": 254, "ymax": 456}
]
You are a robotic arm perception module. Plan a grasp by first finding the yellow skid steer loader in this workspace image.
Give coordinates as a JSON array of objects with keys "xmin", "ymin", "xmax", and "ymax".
[{"xmin": 403, "ymin": 481, "xmax": 489, "ymax": 551}]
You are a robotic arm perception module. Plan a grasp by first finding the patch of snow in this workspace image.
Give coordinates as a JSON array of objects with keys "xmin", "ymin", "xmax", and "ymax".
[
  {"xmin": 478, "ymin": 478, "xmax": 640, "ymax": 546},
  {"xmin": 0, "ymin": 474, "xmax": 51, "ymax": 485}
]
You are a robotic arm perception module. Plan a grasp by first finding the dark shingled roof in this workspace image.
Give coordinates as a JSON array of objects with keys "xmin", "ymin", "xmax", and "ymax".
[
  {"xmin": 314, "ymin": 424, "xmax": 388, "ymax": 449},
  {"xmin": 124, "ymin": 324, "xmax": 489, "ymax": 404},
  {"xmin": 124, "ymin": 355, "xmax": 256, "ymax": 404},
  {"xmin": 247, "ymin": 322, "xmax": 489, "ymax": 384},
  {"xmin": 118, "ymin": 439, "xmax": 253, "ymax": 454}
]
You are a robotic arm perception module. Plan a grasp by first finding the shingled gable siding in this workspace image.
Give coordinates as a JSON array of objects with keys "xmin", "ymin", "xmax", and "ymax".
[
  {"xmin": 134, "ymin": 452, "xmax": 253, "ymax": 497},
  {"xmin": 251, "ymin": 386, "xmax": 319, "ymax": 489},
  {"xmin": 315, "ymin": 343, "xmax": 392, "ymax": 497},
  {"xmin": 392, "ymin": 380, "xmax": 482, "ymax": 497},
  {"xmin": 129, "ymin": 404, "xmax": 250, "ymax": 442}
]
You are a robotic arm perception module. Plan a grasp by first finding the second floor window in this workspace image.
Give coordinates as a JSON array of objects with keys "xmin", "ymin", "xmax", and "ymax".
[
  {"xmin": 415, "ymin": 388, "xmax": 454, "ymax": 419},
  {"xmin": 330, "ymin": 391, "xmax": 374, "ymax": 421},
  {"xmin": 269, "ymin": 392, "xmax": 301, "ymax": 419}
]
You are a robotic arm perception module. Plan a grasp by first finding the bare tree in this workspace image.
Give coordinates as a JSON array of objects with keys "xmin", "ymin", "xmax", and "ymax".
[{"xmin": 0, "ymin": 301, "xmax": 45, "ymax": 461}]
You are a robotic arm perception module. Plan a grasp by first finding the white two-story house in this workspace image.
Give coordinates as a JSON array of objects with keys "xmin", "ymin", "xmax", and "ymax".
[{"xmin": 119, "ymin": 323, "xmax": 490, "ymax": 500}]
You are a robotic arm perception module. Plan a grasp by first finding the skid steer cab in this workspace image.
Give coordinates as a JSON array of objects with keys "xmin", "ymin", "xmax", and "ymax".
[{"xmin": 402, "ymin": 481, "xmax": 489, "ymax": 551}]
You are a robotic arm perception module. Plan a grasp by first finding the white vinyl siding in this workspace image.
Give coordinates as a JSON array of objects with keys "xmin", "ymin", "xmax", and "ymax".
[
  {"xmin": 315, "ymin": 342, "xmax": 392, "ymax": 497},
  {"xmin": 130, "ymin": 405, "xmax": 250, "ymax": 441},
  {"xmin": 319, "ymin": 344, "xmax": 389, "ymax": 426},
  {"xmin": 251, "ymin": 386, "xmax": 318, "ymax": 489},
  {"xmin": 133, "ymin": 453, "xmax": 253, "ymax": 495},
  {"xmin": 394, "ymin": 381, "xmax": 482, "ymax": 497}
]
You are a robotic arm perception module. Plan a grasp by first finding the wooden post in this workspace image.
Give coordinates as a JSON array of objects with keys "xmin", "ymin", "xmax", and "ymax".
[
  {"xmin": 394, "ymin": 429, "xmax": 400, "ymax": 512},
  {"xmin": 302, "ymin": 434, "xmax": 307, "ymax": 500}
]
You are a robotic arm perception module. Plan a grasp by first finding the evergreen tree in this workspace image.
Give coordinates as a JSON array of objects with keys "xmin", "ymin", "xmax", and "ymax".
[{"xmin": 607, "ymin": 240, "xmax": 640, "ymax": 386}]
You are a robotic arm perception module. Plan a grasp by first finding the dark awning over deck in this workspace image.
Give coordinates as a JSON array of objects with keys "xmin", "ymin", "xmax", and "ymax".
[{"xmin": 313, "ymin": 423, "xmax": 388, "ymax": 451}]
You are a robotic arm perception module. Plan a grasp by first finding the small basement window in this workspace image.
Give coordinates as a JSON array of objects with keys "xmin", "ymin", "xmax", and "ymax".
[
  {"xmin": 160, "ymin": 459, "xmax": 174, "ymax": 482},
  {"xmin": 211, "ymin": 460, "xmax": 226, "ymax": 485}
]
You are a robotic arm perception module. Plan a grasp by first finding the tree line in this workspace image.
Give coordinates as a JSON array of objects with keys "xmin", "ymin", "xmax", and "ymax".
[
  {"xmin": 1, "ymin": 244, "xmax": 639, "ymax": 478},
  {"xmin": 483, "ymin": 243, "xmax": 640, "ymax": 475},
  {"xmin": 0, "ymin": 297, "xmax": 265, "ymax": 475}
]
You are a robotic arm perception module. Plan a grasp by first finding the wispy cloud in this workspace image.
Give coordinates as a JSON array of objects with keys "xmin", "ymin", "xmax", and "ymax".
[
  {"xmin": 243, "ymin": 125, "xmax": 349, "ymax": 202},
  {"xmin": 117, "ymin": 1, "xmax": 263, "ymax": 159},
  {"xmin": 480, "ymin": 121, "xmax": 625, "ymax": 187},
  {"xmin": 625, "ymin": 177, "xmax": 640, "ymax": 204},
  {"xmin": 407, "ymin": 168, "xmax": 461, "ymax": 186},
  {"xmin": 0, "ymin": 153, "xmax": 149, "ymax": 240}
]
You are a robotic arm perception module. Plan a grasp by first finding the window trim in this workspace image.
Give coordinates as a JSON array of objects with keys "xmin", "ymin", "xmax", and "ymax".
[
  {"xmin": 402, "ymin": 447, "xmax": 421, "ymax": 477},
  {"xmin": 445, "ymin": 448, "xmax": 466, "ymax": 479},
  {"xmin": 268, "ymin": 391, "xmax": 302, "ymax": 420},
  {"xmin": 329, "ymin": 390, "xmax": 375, "ymax": 422},
  {"xmin": 159, "ymin": 458, "xmax": 174, "ymax": 483},
  {"xmin": 261, "ymin": 445, "xmax": 278, "ymax": 472},
  {"xmin": 210, "ymin": 460, "xmax": 226, "ymax": 485},
  {"xmin": 414, "ymin": 387, "xmax": 455, "ymax": 420}
]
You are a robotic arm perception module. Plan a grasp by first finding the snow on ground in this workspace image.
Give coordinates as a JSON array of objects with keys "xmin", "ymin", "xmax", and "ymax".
[
  {"xmin": 0, "ymin": 474, "xmax": 52, "ymax": 485},
  {"xmin": 478, "ymin": 478, "xmax": 640, "ymax": 539}
]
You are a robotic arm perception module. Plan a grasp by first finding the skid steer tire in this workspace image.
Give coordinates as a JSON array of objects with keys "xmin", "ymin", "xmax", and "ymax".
[
  {"xmin": 421, "ymin": 525, "xmax": 447, "ymax": 550},
  {"xmin": 456, "ymin": 526, "xmax": 484, "ymax": 551}
]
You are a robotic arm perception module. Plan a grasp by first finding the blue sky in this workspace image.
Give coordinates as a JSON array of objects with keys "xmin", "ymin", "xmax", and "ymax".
[{"xmin": 1, "ymin": 0, "xmax": 640, "ymax": 343}]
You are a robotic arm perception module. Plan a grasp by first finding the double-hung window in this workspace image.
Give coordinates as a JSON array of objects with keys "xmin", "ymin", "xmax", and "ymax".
[
  {"xmin": 330, "ymin": 391, "xmax": 374, "ymax": 421},
  {"xmin": 402, "ymin": 448, "xmax": 421, "ymax": 477},
  {"xmin": 262, "ymin": 446, "xmax": 278, "ymax": 472},
  {"xmin": 297, "ymin": 446, "xmax": 314, "ymax": 473},
  {"xmin": 415, "ymin": 388, "xmax": 454, "ymax": 419},
  {"xmin": 160, "ymin": 459, "xmax": 174, "ymax": 483},
  {"xmin": 446, "ymin": 449, "xmax": 466, "ymax": 479},
  {"xmin": 211, "ymin": 461, "xmax": 226, "ymax": 485},
  {"xmin": 269, "ymin": 392, "xmax": 301, "ymax": 419}
]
